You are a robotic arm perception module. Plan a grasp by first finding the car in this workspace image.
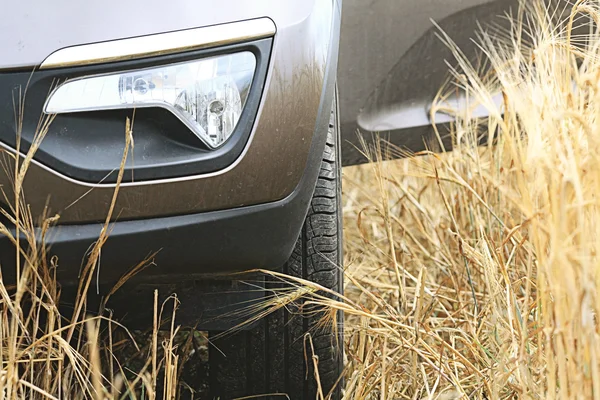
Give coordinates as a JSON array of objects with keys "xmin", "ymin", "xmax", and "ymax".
[{"xmin": 0, "ymin": 0, "xmax": 518, "ymax": 398}]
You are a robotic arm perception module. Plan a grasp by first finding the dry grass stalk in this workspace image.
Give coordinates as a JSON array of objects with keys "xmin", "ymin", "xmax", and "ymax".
[{"xmin": 0, "ymin": 112, "xmax": 181, "ymax": 398}]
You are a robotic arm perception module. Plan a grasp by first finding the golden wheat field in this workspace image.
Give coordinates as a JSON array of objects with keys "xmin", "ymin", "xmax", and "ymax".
[{"xmin": 3, "ymin": 0, "xmax": 600, "ymax": 398}]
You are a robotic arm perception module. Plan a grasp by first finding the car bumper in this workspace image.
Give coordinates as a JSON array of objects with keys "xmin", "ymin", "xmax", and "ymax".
[
  {"xmin": 0, "ymin": 137, "xmax": 328, "ymax": 285},
  {"xmin": 0, "ymin": 0, "xmax": 341, "ymax": 283}
]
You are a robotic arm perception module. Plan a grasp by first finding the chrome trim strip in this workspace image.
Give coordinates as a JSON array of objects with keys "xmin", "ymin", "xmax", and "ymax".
[{"xmin": 40, "ymin": 18, "xmax": 276, "ymax": 69}]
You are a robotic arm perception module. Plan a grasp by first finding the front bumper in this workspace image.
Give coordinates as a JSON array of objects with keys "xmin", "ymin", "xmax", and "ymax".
[
  {"xmin": 0, "ymin": 0, "xmax": 341, "ymax": 283},
  {"xmin": 0, "ymin": 136, "xmax": 328, "ymax": 284}
]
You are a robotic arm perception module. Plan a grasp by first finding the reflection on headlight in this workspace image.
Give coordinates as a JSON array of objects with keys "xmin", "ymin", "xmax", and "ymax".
[{"xmin": 45, "ymin": 52, "xmax": 257, "ymax": 149}]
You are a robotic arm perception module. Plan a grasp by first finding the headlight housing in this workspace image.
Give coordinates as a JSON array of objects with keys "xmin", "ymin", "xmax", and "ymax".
[{"xmin": 45, "ymin": 52, "xmax": 257, "ymax": 149}]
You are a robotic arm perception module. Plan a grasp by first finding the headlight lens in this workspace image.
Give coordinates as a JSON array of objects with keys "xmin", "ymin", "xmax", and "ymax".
[{"xmin": 44, "ymin": 52, "xmax": 257, "ymax": 149}]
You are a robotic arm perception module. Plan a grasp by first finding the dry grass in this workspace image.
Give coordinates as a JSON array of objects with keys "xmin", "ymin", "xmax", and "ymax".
[
  {"xmin": 332, "ymin": 0, "xmax": 600, "ymax": 398},
  {"xmin": 3, "ymin": 0, "xmax": 600, "ymax": 399},
  {"xmin": 0, "ymin": 115, "xmax": 182, "ymax": 399}
]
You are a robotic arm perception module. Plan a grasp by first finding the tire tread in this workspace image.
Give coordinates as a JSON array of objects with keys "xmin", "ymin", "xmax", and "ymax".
[{"xmin": 210, "ymin": 106, "xmax": 343, "ymax": 400}]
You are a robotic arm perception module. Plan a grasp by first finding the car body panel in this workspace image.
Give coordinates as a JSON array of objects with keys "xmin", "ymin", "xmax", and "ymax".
[
  {"xmin": 0, "ymin": 0, "xmax": 341, "ymax": 282},
  {"xmin": 0, "ymin": 0, "xmax": 340, "ymax": 224}
]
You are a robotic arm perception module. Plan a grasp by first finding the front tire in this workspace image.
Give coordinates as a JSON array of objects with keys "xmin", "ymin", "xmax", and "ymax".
[{"xmin": 209, "ymin": 105, "xmax": 344, "ymax": 400}]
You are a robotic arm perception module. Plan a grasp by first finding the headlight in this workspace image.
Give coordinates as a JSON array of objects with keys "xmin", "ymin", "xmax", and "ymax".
[{"xmin": 44, "ymin": 52, "xmax": 257, "ymax": 149}]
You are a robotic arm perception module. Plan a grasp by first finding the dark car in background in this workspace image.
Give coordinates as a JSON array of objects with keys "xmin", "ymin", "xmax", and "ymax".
[{"xmin": 0, "ymin": 0, "xmax": 515, "ymax": 398}]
